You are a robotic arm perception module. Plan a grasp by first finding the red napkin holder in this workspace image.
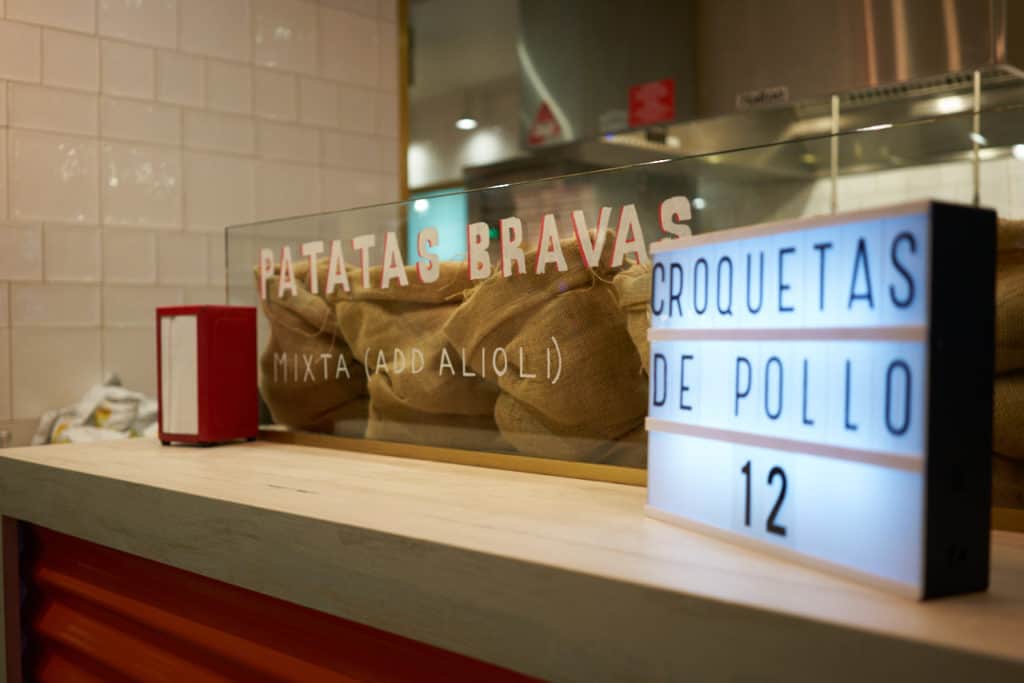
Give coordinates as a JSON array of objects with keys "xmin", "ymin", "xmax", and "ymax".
[{"xmin": 156, "ymin": 305, "xmax": 258, "ymax": 445}]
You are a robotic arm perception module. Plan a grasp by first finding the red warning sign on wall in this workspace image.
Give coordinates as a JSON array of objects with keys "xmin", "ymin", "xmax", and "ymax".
[
  {"xmin": 628, "ymin": 79, "xmax": 676, "ymax": 128},
  {"xmin": 528, "ymin": 102, "xmax": 562, "ymax": 146}
]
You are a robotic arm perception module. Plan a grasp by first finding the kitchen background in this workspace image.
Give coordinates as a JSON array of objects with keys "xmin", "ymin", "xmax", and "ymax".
[
  {"xmin": 2, "ymin": 0, "xmax": 1023, "ymax": 444},
  {"xmin": 0, "ymin": 0, "xmax": 402, "ymax": 433}
]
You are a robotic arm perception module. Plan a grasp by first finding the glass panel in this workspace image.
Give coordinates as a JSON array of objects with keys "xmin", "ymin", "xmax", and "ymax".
[{"xmin": 228, "ymin": 102, "xmax": 1023, "ymax": 473}]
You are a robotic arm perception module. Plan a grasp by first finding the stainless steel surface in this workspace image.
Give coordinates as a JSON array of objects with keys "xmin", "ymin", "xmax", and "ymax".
[
  {"xmin": 517, "ymin": 0, "xmax": 695, "ymax": 147},
  {"xmin": 696, "ymin": 0, "xmax": 1006, "ymax": 119},
  {"xmin": 508, "ymin": 0, "xmax": 1024, "ymax": 173}
]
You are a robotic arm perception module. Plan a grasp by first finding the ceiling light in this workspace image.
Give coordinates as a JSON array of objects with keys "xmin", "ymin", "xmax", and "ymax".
[
  {"xmin": 692, "ymin": 197, "xmax": 706, "ymax": 210},
  {"xmin": 1012, "ymin": 144, "xmax": 1024, "ymax": 161},
  {"xmin": 413, "ymin": 198, "xmax": 429, "ymax": 213},
  {"xmin": 857, "ymin": 123, "xmax": 893, "ymax": 132},
  {"xmin": 968, "ymin": 131, "xmax": 988, "ymax": 146},
  {"xmin": 455, "ymin": 116, "xmax": 478, "ymax": 131}
]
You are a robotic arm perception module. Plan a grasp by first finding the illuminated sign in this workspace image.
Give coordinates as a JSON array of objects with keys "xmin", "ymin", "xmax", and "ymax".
[{"xmin": 645, "ymin": 201, "xmax": 995, "ymax": 598}]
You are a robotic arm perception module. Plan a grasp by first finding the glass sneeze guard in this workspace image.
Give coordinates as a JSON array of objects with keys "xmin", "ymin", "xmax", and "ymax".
[{"xmin": 227, "ymin": 101, "xmax": 1024, "ymax": 488}]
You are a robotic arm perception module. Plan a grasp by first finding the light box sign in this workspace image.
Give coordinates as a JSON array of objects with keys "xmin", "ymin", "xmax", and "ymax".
[{"xmin": 645, "ymin": 201, "xmax": 996, "ymax": 598}]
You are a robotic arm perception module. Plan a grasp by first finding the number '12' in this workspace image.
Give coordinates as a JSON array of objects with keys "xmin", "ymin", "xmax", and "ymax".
[{"xmin": 741, "ymin": 461, "xmax": 788, "ymax": 536}]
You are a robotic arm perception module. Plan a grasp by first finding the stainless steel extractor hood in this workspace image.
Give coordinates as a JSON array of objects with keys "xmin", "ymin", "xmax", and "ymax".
[{"xmin": 499, "ymin": 0, "xmax": 1024, "ymax": 181}]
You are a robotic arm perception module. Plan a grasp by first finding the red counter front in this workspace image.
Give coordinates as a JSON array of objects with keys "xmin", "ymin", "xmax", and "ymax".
[{"xmin": 11, "ymin": 524, "xmax": 531, "ymax": 682}]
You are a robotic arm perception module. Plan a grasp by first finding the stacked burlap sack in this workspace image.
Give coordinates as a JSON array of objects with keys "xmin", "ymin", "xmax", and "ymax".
[
  {"xmin": 330, "ymin": 263, "xmax": 505, "ymax": 451},
  {"xmin": 258, "ymin": 260, "xmax": 367, "ymax": 434},
  {"xmin": 994, "ymin": 219, "xmax": 1024, "ymax": 507},
  {"xmin": 443, "ymin": 233, "xmax": 648, "ymax": 465},
  {"xmin": 612, "ymin": 263, "xmax": 652, "ymax": 374}
]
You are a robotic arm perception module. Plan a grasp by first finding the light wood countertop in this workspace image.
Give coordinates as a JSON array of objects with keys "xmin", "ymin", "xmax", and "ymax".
[{"xmin": 1, "ymin": 438, "xmax": 1022, "ymax": 682}]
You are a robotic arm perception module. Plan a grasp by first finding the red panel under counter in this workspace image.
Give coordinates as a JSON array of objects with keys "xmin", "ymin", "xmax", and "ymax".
[{"xmin": 16, "ymin": 524, "xmax": 534, "ymax": 682}]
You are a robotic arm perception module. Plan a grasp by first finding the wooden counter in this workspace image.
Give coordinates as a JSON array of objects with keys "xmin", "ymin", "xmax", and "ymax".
[{"xmin": 1, "ymin": 438, "xmax": 1023, "ymax": 682}]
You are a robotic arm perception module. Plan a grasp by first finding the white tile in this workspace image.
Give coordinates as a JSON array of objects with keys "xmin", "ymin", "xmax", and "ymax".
[
  {"xmin": 207, "ymin": 234, "xmax": 225, "ymax": 285},
  {"xmin": 0, "ymin": 223, "xmax": 43, "ymax": 281},
  {"xmin": 12, "ymin": 328, "xmax": 102, "ymax": 418},
  {"xmin": 0, "ymin": 20, "xmax": 42, "ymax": 83},
  {"xmin": 102, "ymin": 227, "xmax": 157, "ymax": 283},
  {"xmin": 319, "ymin": 7, "xmax": 378, "ymax": 87},
  {"xmin": 319, "ymin": 168, "xmax": 355, "ymax": 213},
  {"xmin": 320, "ymin": 168, "xmax": 394, "ymax": 211},
  {"xmin": 157, "ymin": 50, "xmax": 204, "ymax": 107},
  {"xmin": 0, "ymin": 135, "xmax": 5, "ymax": 220},
  {"xmin": 184, "ymin": 286, "xmax": 226, "ymax": 305},
  {"xmin": 184, "ymin": 151, "xmax": 254, "ymax": 231},
  {"xmin": 323, "ymin": 130, "xmax": 394, "ymax": 171},
  {"xmin": 7, "ymin": 0, "xmax": 95, "ymax": 33},
  {"xmin": 102, "ymin": 284, "xmax": 183, "ymax": 327},
  {"xmin": 1009, "ymin": 159, "xmax": 1024, "ymax": 219},
  {"xmin": 11, "ymin": 283, "xmax": 100, "ymax": 326},
  {"xmin": 376, "ymin": 89, "xmax": 397, "ymax": 137},
  {"xmin": 102, "ymin": 328, "xmax": 157, "ymax": 396},
  {"xmin": 378, "ymin": 18, "xmax": 397, "ymax": 92},
  {"xmin": 939, "ymin": 161, "xmax": 972, "ymax": 186},
  {"xmin": 43, "ymin": 29, "xmax": 100, "ymax": 92},
  {"xmin": 101, "ymin": 96, "xmax": 181, "ymax": 145},
  {"xmin": 339, "ymin": 84, "xmax": 376, "ymax": 133},
  {"xmin": 320, "ymin": 0, "xmax": 376, "ymax": 19},
  {"xmin": 102, "ymin": 40, "xmax": 156, "ymax": 100},
  {"xmin": 10, "ymin": 130, "xmax": 99, "ymax": 224},
  {"xmin": 256, "ymin": 161, "xmax": 321, "ymax": 220},
  {"xmin": 43, "ymin": 224, "xmax": 102, "ymax": 282},
  {"xmin": 12, "ymin": 282, "xmax": 99, "ymax": 327},
  {"xmin": 180, "ymin": 0, "xmax": 250, "ymax": 62},
  {"xmin": 299, "ymin": 77, "xmax": 337, "ymax": 127},
  {"xmin": 9, "ymin": 83, "xmax": 98, "ymax": 136},
  {"xmin": 98, "ymin": 0, "xmax": 177, "ymax": 48},
  {"xmin": 253, "ymin": 68, "xmax": 297, "ymax": 121},
  {"xmin": 0, "ymin": 284, "xmax": 8, "ymax": 326},
  {"xmin": 0, "ymin": 331, "xmax": 9, "ymax": 419},
  {"xmin": 379, "ymin": 0, "xmax": 397, "ymax": 22},
  {"xmin": 206, "ymin": 60, "xmax": 251, "ymax": 115},
  {"xmin": 258, "ymin": 121, "xmax": 318, "ymax": 164},
  {"xmin": 375, "ymin": 136, "xmax": 399, "ymax": 175},
  {"xmin": 102, "ymin": 142, "xmax": 182, "ymax": 228},
  {"xmin": 252, "ymin": 0, "xmax": 317, "ymax": 74},
  {"xmin": 183, "ymin": 110, "xmax": 255, "ymax": 155},
  {"xmin": 157, "ymin": 231, "xmax": 207, "ymax": 285}
]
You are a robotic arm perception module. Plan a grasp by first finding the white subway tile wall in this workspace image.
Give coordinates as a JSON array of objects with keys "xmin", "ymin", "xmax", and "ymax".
[
  {"xmin": 43, "ymin": 29, "xmax": 100, "ymax": 92},
  {"xmin": 101, "ymin": 40, "xmax": 156, "ymax": 99},
  {"xmin": 206, "ymin": 60, "xmax": 253, "ymax": 115},
  {"xmin": 0, "ymin": 0, "xmax": 402, "ymax": 419},
  {"xmin": 43, "ymin": 225, "xmax": 102, "ymax": 283}
]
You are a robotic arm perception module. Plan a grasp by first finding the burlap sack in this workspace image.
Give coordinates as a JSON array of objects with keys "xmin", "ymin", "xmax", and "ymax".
[
  {"xmin": 592, "ymin": 427, "xmax": 647, "ymax": 468},
  {"xmin": 996, "ymin": 265, "xmax": 1024, "ymax": 375},
  {"xmin": 994, "ymin": 372, "xmax": 1024, "ymax": 460},
  {"xmin": 444, "ymin": 234, "xmax": 647, "ymax": 462},
  {"xmin": 259, "ymin": 260, "xmax": 367, "ymax": 433},
  {"xmin": 613, "ymin": 263, "xmax": 652, "ymax": 374},
  {"xmin": 332, "ymin": 262, "xmax": 503, "ymax": 450},
  {"xmin": 998, "ymin": 218, "xmax": 1024, "ymax": 253}
]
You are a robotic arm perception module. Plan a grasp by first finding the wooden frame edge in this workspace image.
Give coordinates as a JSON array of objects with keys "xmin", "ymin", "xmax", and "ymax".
[
  {"xmin": 259, "ymin": 429, "xmax": 647, "ymax": 486},
  {"xmin": 992, "ymin": 507, "xmax": 1024, "ymax": 533}
]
